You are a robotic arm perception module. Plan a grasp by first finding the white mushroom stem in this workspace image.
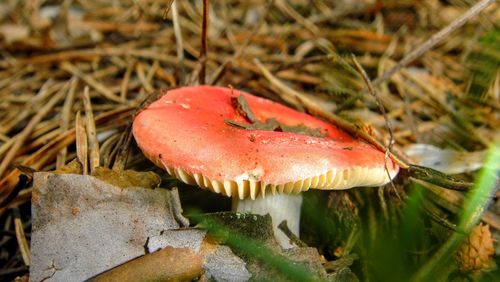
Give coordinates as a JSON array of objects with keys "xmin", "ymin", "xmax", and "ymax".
[{"xmin": 232, "ymin": 193, "xmax": 303, "ymax": 249}]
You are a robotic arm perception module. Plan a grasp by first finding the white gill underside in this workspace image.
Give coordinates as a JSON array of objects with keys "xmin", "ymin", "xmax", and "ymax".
[{"xmin": 164, "ymin": 165, "xmax": 394, "ymax": 200}]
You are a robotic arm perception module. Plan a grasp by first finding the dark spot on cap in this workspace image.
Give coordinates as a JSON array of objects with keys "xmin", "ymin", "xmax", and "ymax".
[
  {"xmin": 248, "ymin": 134, "xmax": 256, "ymax": 142},
  {"xmin": 159, "ymin": 154, "xmax": 162, "ymax": 159}
]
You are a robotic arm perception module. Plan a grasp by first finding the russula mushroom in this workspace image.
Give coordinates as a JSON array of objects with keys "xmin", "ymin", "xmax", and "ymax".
[{"xmin": 133, "ymin": 86, "xmax": 399, "ymax": 248}]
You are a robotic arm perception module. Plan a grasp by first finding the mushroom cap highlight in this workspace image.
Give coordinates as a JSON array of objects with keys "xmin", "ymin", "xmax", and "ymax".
[{"xmin": 133, "ymin": 86, "xmax": 399, "ymax": 199}]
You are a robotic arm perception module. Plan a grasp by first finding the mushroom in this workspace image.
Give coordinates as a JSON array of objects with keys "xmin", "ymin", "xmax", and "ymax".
[{"xmin": 133, "ymin": 86, "xmax": 399, "ymax": 248}]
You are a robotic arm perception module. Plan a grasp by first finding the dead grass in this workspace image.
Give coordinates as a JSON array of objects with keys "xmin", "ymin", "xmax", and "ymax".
[{"xmin": 0, "ymin": 0, "xmax": 498, "ymax": 280}]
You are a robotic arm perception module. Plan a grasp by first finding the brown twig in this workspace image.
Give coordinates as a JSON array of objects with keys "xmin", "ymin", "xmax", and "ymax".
[
  {"xmin": 408, "ymin": 165, "xmax": 473, "ymax": 191},
  {"xmin": 277, "ymin": 220, "xmax": 308, "ymax": 248},
  {"xmin": 372, "ymin": 0, "xmax": 496, "ymax": 86},
  {"xmin": 351, "ymin": 55, "xmax": 395, "ymax": 150},
  {"xmin": 351, "ymin": 55, "xmax": 398, "ymax": 192},
  {"xmin": 198, "ymin": 0, "xmax": 209, "ymax": 85}
]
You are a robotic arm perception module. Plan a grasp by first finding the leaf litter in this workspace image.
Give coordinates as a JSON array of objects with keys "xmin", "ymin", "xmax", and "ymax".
[{"xmin": 0, "ymin": 0, "xmax": 499, "ymax": 281}]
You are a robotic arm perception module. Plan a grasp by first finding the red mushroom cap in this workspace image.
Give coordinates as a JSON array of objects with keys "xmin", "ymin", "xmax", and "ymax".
[{"xmin": 133, "ymin": 86, "xmax": 399, "ymax": 199}]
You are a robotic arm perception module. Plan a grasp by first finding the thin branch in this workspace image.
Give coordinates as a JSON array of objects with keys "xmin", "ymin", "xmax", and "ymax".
[
  {"xmin": 351, "ymin": 55, "xmax": 395, "ymax": 149},
  {"xmin": 351, "ymin": 55, "xmax": 398, "ymax": 194},
  {"xmin": 198, "ymin": 0, "xmax": 209, "ymax": 85},
  {"xmin": 408, "ymin": 165, "xmax": 473, "ymax": 191},
  {"xmin": 278, "ymin": 220, "xmax": 308, "ymax": 248},
  {"xmin": 372, "ymin": 0, "xmax": 496, "ymax": 86}
]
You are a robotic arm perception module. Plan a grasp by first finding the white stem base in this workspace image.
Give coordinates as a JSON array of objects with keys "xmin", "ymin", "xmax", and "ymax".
[{"xmin": 232, "ymin": 194, "xmax": 303, "ymax": 249}]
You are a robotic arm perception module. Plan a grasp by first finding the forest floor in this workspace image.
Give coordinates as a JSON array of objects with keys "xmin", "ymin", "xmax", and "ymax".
[{"xmin": 0, "ymin": 0, "xmax": 499, "ymax": 281}]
